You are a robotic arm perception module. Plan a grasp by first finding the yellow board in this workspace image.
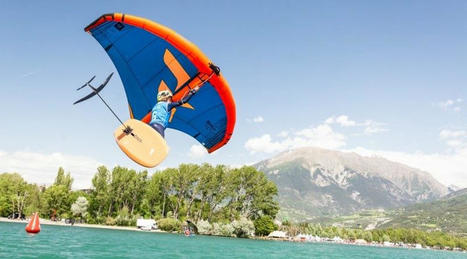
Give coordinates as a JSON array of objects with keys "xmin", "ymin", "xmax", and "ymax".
[{"xmin": 114, "ymin": 119, "xmax": 169, "ymax": 168}]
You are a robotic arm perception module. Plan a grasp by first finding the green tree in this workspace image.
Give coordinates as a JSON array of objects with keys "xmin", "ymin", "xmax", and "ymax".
[
  {"xmin": 146, "ymin": 169, "xmax": 173, "ymax": 218},
  {"xmin": 171, "ymin": 164, "xmax": 199, "ymax": 219},
  {"xmin": 41, "ymin": 184, "xmax": 70, "ymax": 218},
  {"xmin": 0, "ymin": 173, "xmax": 29, "ymax": 217},
  {"xmin": 71, "ymin": 196, "xmax": 89, "ymax": 221},
  {"xmin": 254, "ymin": 215, "xmax": 277, "ymax": 236},
  {"xmin": 23, "ymin": 183, "xmax": 41, "ymax": 216},
  {"xmin": 204, "ymin": 165, "xmax": 229, "ymax": 222},
  {"xmin": 157, "ymin": 218, "xmax": 181, "ymax": 232},
  {"xmin": 91, "ymin": 166, "xmax": 111, "ymax": 217},
  {"xmin": 363, "ymin": 231, "xmax": 373, "ymax": 242},
  {"xmin": 229, "ymin": 166, "xmax": 279, "ymax": 220},
  {"xmin": 116, "ymin": 206, "xmax": 131, "ymax": 226},
  {"xmin": 232, "ymin": 217, "xmax": 255, "ymax": 238},
  {"xmin": 382, "ymin": 234, "xmax": 391, "ymax": 242},
  {"xmin": 107, "ymin": 166, "xmax": 133, "ymax": 216},
  {"xmin": 41, "ymin": 168, "xmax": 74, "ymax": 219},
  {"xmin": 54, "ymin": 167, "xmax": 73, "ymax": 190},
  {"xmin": 128, "ymin": 170, "xmax": 147, "ymax": 215}
]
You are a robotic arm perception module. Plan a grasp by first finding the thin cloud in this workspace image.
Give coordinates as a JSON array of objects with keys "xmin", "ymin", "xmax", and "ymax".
[
  {"xmin": 245, "ymin": 115, "xmax": 389, "ymax": 154},
  {"xmin": 253, "ymin": 116, "xmax": 264, "ymax": 123},
  {"xmin": 326, "ymin": 115, "xmax": 387, "ymax": 135},
  {"xmin": 245, "ymin": 124, "xmax": 346, "ymax": 154},
  {"xmin": 247, "ymin": 116, "xmax": 265, "ymax": 123},
  {"xmin": 440, "ymin": 129, "xmax": 467, "ymax": 139},
  {"xmin": 188, "ymin": 144, "xmax": 207, "ymax": 158},
  {"xmin": 325, "ymin": 115, "xmax": 356, "ymax": 127},
  {"xmin": 362, "ymin": 120, "xmax": 388, "ymax": 135},
  {"xmin": 20, "ymin": 70, "xmax": 40, "ymax": 78},
  {"xmin": 439, "ymin": 129, "xmax": 467, "ymax": 150},
  {"xmin": 437, "ymin": 98, "xmax": 463, "ymax": 112}
]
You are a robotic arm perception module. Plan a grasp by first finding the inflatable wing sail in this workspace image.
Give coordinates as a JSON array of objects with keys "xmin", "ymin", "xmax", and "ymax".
[{"xmin": 85, "ymin": 13, "xmax": 235, "ymax": 153}]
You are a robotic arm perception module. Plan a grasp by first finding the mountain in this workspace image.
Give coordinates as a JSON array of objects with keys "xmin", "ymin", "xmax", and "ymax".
[
  {"xmin": 377, "ymin": 188, "xmax": 467, "ymax": 234},
  {"xmin": 308, "ymin": 190, "xmax": 467, "ymax": 234},
  {"xmin": 254, "ymin": 147, "xmax": 448, "ymax": 221},
  {"xmin": 442, "ymin": 187, "xmax": 467, "ymax": 200},
  {"xmin": 448, "ymin": 184, "xmax": 463, "ymax": 194}
]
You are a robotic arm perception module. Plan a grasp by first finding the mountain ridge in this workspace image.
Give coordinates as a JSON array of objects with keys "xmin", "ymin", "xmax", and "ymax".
[{"xmin": 254, "ymin": 147, "xmax": 448, "ymax": 220}]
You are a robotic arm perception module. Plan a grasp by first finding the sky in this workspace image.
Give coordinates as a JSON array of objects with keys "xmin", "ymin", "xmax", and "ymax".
[{"xmin": 1, "ymin": 1, "xmax": 466, "ymax": 189}]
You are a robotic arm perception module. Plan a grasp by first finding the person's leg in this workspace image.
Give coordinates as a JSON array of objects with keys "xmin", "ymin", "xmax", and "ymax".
[{"xmin": 150, "ymin": 123, "xmax": 165, "ymax": 138}]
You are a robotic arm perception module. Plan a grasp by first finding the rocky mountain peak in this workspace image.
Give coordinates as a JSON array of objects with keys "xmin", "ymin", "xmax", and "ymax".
[{"xmin": 254, "ymin": 146, "xmax": 448, "ymax": 220}]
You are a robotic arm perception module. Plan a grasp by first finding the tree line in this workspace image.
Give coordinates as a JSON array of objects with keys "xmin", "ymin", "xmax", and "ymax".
[
  {"xmin": 280, "ymin": 222, "xmax": 467, "ymax": 250},
  {"xmin": 0, "ymin": 164, "xmax": 279, "ymax": 236}
]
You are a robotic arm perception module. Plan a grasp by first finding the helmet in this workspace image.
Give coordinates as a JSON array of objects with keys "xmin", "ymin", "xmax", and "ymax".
[{"xmin": 157, "ymin": 90, "xmax": 172, "ymax": 101}]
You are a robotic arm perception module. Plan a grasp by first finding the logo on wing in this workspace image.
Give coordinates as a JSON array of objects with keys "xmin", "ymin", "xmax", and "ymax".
[{"xmin": 157, "ymin": 49, "xmax": 194, "ymax": 122}]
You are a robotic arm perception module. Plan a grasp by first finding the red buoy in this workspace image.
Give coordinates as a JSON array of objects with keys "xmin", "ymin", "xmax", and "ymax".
[{"xmin": 25, "ymin": 212, "xmax": 40, "ymax": 234}]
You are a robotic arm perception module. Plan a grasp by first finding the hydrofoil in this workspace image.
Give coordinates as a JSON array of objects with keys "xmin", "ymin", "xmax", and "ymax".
[{"xmin": 74, "ymin": 74, "xmax": 168, "ymax": 168}]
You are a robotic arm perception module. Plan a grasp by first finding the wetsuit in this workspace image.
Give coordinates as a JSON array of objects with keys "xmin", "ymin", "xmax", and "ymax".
[{"xmin": 149, "ymin": 89, "xmax": 197, "ymax": 137}]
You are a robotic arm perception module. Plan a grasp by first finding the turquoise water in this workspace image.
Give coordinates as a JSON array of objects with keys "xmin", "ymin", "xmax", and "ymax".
[{"xmin": 0, "ymin": 222, "xmax": 465, "ymax": 258}]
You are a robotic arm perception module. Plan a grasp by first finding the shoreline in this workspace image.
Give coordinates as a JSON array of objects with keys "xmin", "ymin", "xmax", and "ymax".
[
  {"xmin": 0, "ymin": 217, "xmax": 164, "ymax": 233},
  {"xmin": 2, "ymin": 217, "xmax": 465, "ymax": 253},
  {"xmin": 254, "ymin": 236, "xmax": 467, "ymax": 253}
]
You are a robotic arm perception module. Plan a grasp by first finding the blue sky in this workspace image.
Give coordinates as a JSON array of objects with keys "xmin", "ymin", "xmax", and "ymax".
[{"xmin": 1, "ymin": 1, "xmax": 466, "ymax": 188}]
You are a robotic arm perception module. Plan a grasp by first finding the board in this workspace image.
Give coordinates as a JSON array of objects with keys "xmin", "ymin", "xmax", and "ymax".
[{"xmin": 114, "ymin": 119, "xmax": 169, "ymax": 168}]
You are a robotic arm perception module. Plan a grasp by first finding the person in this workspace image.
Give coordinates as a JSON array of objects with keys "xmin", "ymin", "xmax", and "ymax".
[
  {"xmin": 150, "ymin": 87, "xmax": 199, "ymax": 137},
  {"xmin": 184, "ymin": 227, "xmax": 191, "ymax": 236}
]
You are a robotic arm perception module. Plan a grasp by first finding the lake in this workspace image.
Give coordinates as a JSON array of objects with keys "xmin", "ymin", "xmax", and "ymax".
[{"xmin": 0, "ymin": 222, "xmax": 465, "ymax": 258}]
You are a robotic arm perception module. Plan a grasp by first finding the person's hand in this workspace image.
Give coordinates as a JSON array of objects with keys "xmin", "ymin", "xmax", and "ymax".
[{"xmin": 190, "ymin": 86, "xmax": 199, "ymax": 94}]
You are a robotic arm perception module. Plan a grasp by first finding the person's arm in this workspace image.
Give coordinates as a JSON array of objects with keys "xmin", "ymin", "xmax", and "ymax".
[{"xmin": 168, "ymin": 87, "xmax": 199, "ymax": 110}]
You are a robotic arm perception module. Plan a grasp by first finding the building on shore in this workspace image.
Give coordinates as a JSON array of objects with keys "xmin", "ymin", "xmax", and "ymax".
[
  {"xmin": 136, "ymin": 219, "xmax": 157, "ymax": 231},
  {"xmin": 268, "ymin": 231, "xmax": 288, "ymax": 239}
]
